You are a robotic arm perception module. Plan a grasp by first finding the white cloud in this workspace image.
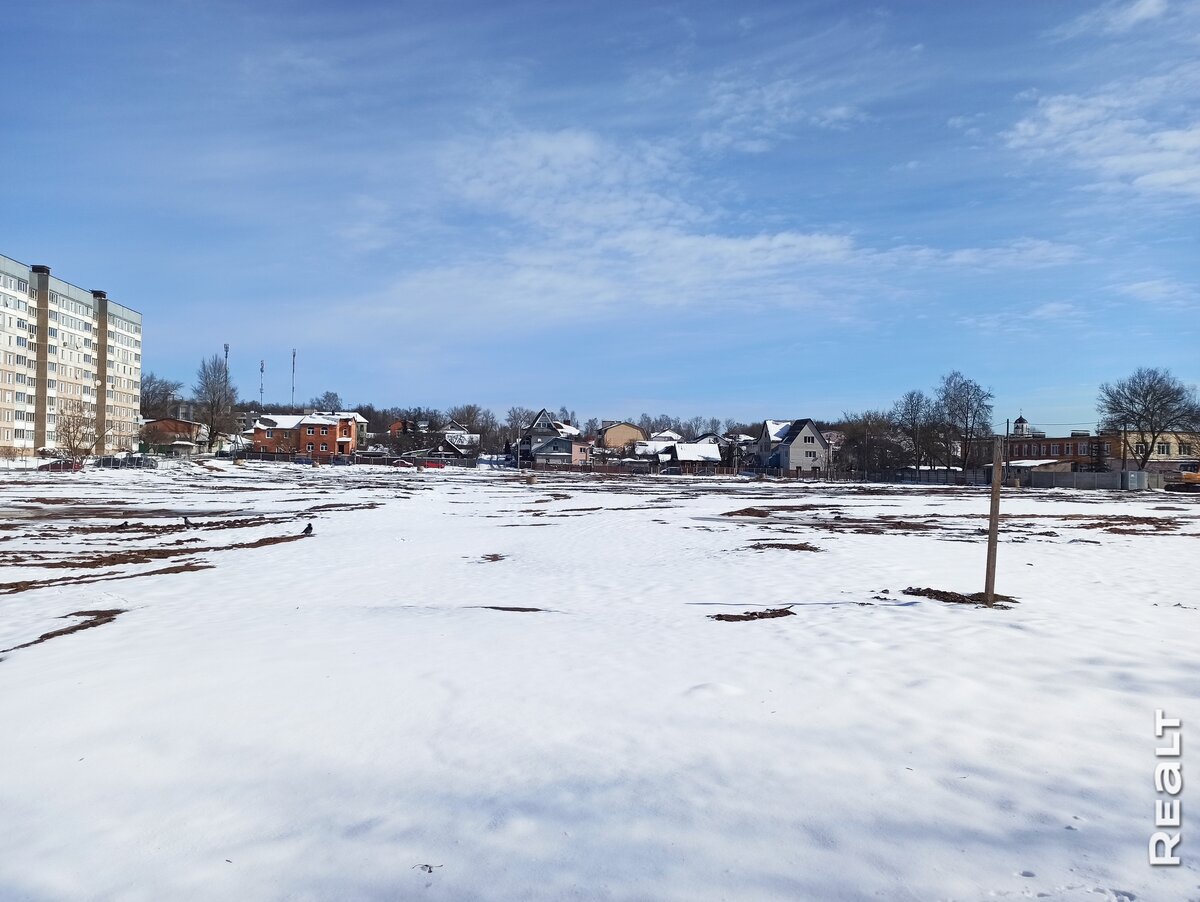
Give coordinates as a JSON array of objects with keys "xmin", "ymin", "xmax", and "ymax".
[
  {"xmin": 880, "ymin": 238, "xmax": 1084, "ymax": 271},
  {"xmin": 1027, "ymin": 301, "xmax": 1082, "ymax": 320},
  {"xmin": 1005, "ymin": 63, "xmax": 1200, "ymax": 203},
  {"xmin": 1056, "ymin": 0, "xmax": 1170, "ymax": 38},
  {"xmin": 1116, "ymin": 278, "xmax": 1199, "ymax": 307}
]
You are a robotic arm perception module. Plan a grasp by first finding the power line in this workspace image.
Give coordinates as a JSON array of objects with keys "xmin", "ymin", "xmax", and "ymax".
[{"xmin": 1021, "ymin": 421, "xmax": 1098, "ymax": 426}]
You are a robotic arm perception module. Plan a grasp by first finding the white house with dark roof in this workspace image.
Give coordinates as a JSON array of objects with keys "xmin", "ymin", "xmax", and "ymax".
[
  {"xmin": 774, "ymin": 419, "xmax": 831, "ymax": 473},
  {"xmin": 754, "ymin": 419, "xmax": 830, "ymax": 471}
]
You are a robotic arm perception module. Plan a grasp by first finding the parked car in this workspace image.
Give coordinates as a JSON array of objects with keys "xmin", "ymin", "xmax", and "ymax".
[
  {"xmin": 92, "ymin": 455, "xmax": 158, "ymax": 469},
  {"xmin": 421, "ymin": 460, "xmax": 446, "ymax": 469},
  {"xmin": 391, "ymin": 459, "xmax": 414, "ymax": 468},
  {"xmin": 330, "ymin": 456, "xmax": 351, "ymax": 466},
  {"xmin": 659, "ymin": 466, "xmax": 681, "ymax": 476},
  {"xmin": 293, "ymin": 456, "xmax": 314, "ymax": 465},
  {"xmin": 38, "ymin": 459, "xmax": 82, "ymax": 472}
]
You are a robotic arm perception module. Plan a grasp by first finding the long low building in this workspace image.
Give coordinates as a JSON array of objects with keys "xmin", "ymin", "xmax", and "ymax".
[{"xmin": 0, "ymin": 254, "xmax": 142, "ymax": 456}]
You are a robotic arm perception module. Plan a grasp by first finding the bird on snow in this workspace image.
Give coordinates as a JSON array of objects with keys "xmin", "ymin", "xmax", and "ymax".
[
  {"xmin": 302, "ymin": 523, "xmax": 313, "ymax": 536},
  {"xmin": 119, "ymin": 521, "xmax": 129, "ymax": 529},
  {"xmin": 183, "ymin": 516, "xmax": 193, "ymax": 528}
]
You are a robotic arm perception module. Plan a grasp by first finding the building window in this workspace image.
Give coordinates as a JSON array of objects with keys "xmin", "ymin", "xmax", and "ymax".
[
  {"xmin": 307, "ymin": 426, "xmax": 315, "ymax": 435},
  {"xmin": 320, "ymin": 443, "xmax": 328, "ymax": 451},
  {"xmin": 1051, "ymin": 444, "xmax": 1059, "ymax": 455},
  {"xmin": 266, "ymin": 429, "xmax": 274, "ymax": 438},
  {"xmin": 306, "ymin": 442, "xmax": 314, "ymax": 451},
  {"xmin": 805, "ymin": 450, "xmax": 817, "ymax": 458},
  {"xmin": 1157, "ymin": 443, "xmax": 1170, "ymax": 455},
  {"xmin": 1135, "ymin": 442, "xmax": 1147, "ymax": 454},
  {"xmin": 1180, "ymin": 444, "xmax": 1193, "ymax": 455},
  {"xmin": 320, "ymin": 427, "xmax": 328, "ymax": 435},
  {"xmin": 803, "ymin": 435, "xmax": 815, "ymax": 444},
  {"xmin": 1103, "ymin": 443, "xmax": 1111, "ymax": 453}
]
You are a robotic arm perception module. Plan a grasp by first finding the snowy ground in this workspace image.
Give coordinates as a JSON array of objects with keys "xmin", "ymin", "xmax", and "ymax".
[{"xmin": 1, "ymin": 462, "xmax": 1197, "ymax": 901}]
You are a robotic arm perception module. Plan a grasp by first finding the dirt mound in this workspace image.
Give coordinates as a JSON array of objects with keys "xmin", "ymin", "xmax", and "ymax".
[
  {"xmin": 901, "ymin": 586, "xmax": 1016, "ymax": 609},
  {"xmin": 709, "ymin": 606, "xmax": 796, "ymax": 622}
]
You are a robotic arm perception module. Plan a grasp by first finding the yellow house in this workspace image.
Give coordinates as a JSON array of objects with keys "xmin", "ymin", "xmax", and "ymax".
[{"xmin": 596, "ymin": 421, "xmax": 648, "ymax": 450}]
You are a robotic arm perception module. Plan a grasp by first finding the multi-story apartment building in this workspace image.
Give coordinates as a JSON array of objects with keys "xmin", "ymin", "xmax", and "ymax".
[
  {"xmin": 998, "ymin": 416, "xmax": 1198, "ymax": 472},
  {"xmin": 0, "ymin": 254, "xmax": 141, "ymax": 456}
]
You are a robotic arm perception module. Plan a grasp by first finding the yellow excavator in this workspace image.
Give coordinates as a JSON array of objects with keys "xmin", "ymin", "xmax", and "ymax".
[{"xmin": 1164, "ymin": 471, "xmax": 1200, "ymax": 493}]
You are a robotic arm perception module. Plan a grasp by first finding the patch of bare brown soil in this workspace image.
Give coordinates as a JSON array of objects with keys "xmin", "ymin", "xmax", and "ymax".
[
  {"xmin": 0, "ymin": 561, "xmax": 213, "ymax": 596},
  {"xmin": 709, "ymin": 606, "xmax": 796, "ymax": 622},
  {"xmin": 3, "ymin": 533, "xmax": 306, "ymax": 570},
  {"xmin": 1075, "ymin": 515, "xmax": 1182, "ymax": 533},
  {"xmin": 723, "ymin": 507, "xmax": 771, "ymax": 517},
  {"xmin": 746, "ymin": 542, "xmax": 824, "ymax": 552},
  {"xmin": 480, "ymin": 553, "xmax": 506, "ymax": 562},
  {"xmin": 307, "ymin": 502, "xmax": 382, "ymax": 513},
  {"xmin": 469, "ymin": 606, "xmax": 547, "ymax": 612},
  {"xmin": 901, "ymin": 586, "xmax": 1016, "ymax": 609},
  {"xmin": 1, "ymin": 609, "xmax": 126, "ymax": 655}
]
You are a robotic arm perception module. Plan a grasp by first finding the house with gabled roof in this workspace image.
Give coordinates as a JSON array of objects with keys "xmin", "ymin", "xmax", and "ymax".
[
  {"xmin": 248, "ymin": 411, "xmax": 364, "ymax": 457},
  {"xmin": 754, "ymin": 420, "xmax": 794, "ymax": 465},
  {"xmin": 769, "ymin": 419, "xmax": 831, "ymax": 473},
  {"xmin": 518, "ymin": 408, "xmax": 582, "ymax": 462},
  {"xmin": 596, "ymin": 421, "xmax": 647, "ymax": 450},
  {"xmin": 529, "ymin": 436, "xmax": 592, "ymax": 466}
]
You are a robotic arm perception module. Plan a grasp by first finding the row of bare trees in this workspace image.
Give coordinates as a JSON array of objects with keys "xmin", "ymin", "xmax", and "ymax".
[
  {"xmin": 137, "ymin": 359, "xmax": 1195, "ymax": 466},
  {"xmin": 838, "ymin": 371, "xmax": 995, "ymax": 473}
]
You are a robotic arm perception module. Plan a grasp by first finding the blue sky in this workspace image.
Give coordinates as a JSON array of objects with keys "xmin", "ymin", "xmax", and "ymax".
[{"xmin": 2, "ymin": 0, "xmax": 1197, "ymax": 429}]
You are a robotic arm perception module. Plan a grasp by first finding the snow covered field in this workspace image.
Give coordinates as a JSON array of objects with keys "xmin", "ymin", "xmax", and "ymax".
[{"xmin": 1, "ymin": 462, "xmax": 1197, "ymax": 901}]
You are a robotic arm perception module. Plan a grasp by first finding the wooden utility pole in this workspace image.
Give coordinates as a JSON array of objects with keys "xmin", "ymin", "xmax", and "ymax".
[{"xmin": 984, "ymin": 436, "xmax": 1002, "ymax": 606}]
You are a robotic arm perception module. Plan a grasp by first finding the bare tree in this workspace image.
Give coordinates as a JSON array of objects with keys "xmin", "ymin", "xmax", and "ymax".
[
  {"xmin": 140, "ymin": 371, "xmax": 184, "ymax": 419},
  {"xmin": 935, "ymin": 371, "xmax": 994, "ymax": 468},
  {"xmin": 273, "ymin": 428, "xmax": 299, "ymax": 453},
  {"xmin": 446, "ymin": 404, "xmax": 484, "ymax": 428},
  {"xmin": 505, "ymin": 406, "xmax": 535, "ymax": 442},
  {"xmin": 0, "ymin": 445, "xmax": 18, "ymax": 468},
  {"xmin": 194, "ymin": 354, "xmax": 238, "ymax": 451},
  {"xmin": 55, "ymin": 400, "xmax": 98, "ymax": 463},
  {"xmin": 309, "ymin": 391, "xmax": 343, "ymax": 411},
  {"xmin": 1097, "ymin": 368, "xmax": 1200, "ymax": 470},
  {"xmin": 891, "ymin": 389, "xmax": 939, "ymax": 471},
  {"xmin": 839, "ymin": 409, "xmax": 903, "ymax": 474}
]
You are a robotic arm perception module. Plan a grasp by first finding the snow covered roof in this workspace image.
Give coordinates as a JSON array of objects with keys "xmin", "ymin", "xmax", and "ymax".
[
  {"xmin": 650, "ymin": 430, "xmax": 682, "ymax": 441},
  {"xmin": 257, "ymin": 412, "xmax": 361, "ymax": 431},
  {"xmin": 671, "ymin": 443, "xmax": 723, "ymax": 463},
  {"xmin": 553, "ymin": 421, "xmax": 581, "ymax": 437},
  {"xmin": 988, "ymin": 459, "xmax": 1064, "ymax": 469},
  {"xmin": 763, "ymin": 420, "xmax": 791, "ymax": 441},
  {"xmin": 633, "ymin": 440, "xmax": 677, "ymax": 456}
]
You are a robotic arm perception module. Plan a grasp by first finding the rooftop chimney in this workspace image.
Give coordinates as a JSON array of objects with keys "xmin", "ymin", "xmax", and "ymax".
[
  {"xmin": 31, "ymin": 265, "xmax": 50, "ymax": 274},
  {"xmin": 92, "ymin": 290, "xmax": 107, "ymax": 299}
]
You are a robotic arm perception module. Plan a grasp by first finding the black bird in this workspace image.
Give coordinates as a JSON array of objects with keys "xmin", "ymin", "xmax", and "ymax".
[
  {"xmin": 184, "ymin": 516, "xmax": 193, "ymax": 528},
  {"xmin": 302, "ymin": 523, "xmax": 313, "ymax": 537}
]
